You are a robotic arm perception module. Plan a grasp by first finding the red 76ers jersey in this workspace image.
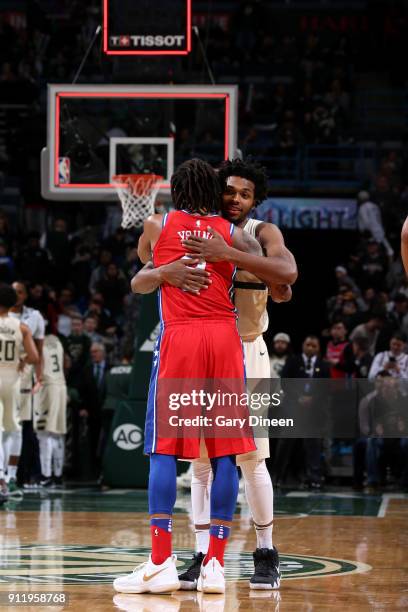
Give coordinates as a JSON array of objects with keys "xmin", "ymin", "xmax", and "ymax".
[{"xmin": 152, "ymin": 210, "xmax": 237, "ymax": 324}]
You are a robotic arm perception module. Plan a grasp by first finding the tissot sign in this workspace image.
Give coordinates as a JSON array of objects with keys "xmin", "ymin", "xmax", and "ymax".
[{"xmin": 103, "ymin": 0, "xmax": 192, "ymax": 55}]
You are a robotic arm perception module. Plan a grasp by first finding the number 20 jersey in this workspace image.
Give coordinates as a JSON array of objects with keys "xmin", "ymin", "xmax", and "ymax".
[
  {"xmin": 0, "ymin": 315, "xmax": 23, "ymax": 376},
  {"xmin": 153, "ymin": 210, "xmax": 237, "ymax": 323}
]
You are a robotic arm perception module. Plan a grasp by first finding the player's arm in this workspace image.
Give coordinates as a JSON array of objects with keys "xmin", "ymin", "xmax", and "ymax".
[
  {"xmin": 402, "ymin": 216, "xmax": 408, "ymax": 276},
  {"xmin": 32, "ymin": 338, "xmax": 44, "ymax": 392},
  {"xmin": 257, "ymin": 222, "xmax": 296, "ymax": 302},
  {"xmin": 20, "ymin": 323, "xmax": 40, "ymax": 365},
  {"xmin": 136, "ymin": 214, "xmax": 163, "ymax": 264},
  {"xmin": 182, "ymin": 225, "xmax": 298, "ymax": 286},
  {"xmin": 131, "ymin": 259, "xmax": 211, "ymax": 295}
]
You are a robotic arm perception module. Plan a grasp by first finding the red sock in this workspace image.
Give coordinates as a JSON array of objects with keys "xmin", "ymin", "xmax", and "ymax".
[
  {"xmin": 150, "ymin": 518, "xmax": 172, "ymax": 565},
  {"xmin": 204, "ymin": 524, "xmax": 230, "ymax": 567}
]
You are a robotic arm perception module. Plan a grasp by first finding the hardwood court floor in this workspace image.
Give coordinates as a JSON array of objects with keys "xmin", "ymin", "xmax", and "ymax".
[{"xmin": 0, "ymin": 488, "xmax": 407, "ymax": 611}]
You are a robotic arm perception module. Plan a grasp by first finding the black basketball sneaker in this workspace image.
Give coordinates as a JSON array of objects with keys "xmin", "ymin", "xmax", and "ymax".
[
  {"xmin": 250, "ymin": 547, "xmax": 281, "ymax": 590},
  {"xmin": 179, "ymin": 552, "xmax": 205, "ymax": 590}
]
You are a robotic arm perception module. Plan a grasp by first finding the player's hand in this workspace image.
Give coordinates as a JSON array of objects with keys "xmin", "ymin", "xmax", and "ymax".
[
  {"xmin": 31, "ymin": 381, "xmax": 43, "ymax": 394},
  {"xmin": 182, "ymin": 227, "xmax": 230, "ymax": 262},
  {"xmin": 161, "ymin": 258, "xmax": 212, "ymax": 295},
  {"xmin": 269, "ymin": 284, "xmax": 292, "ymax": 303},
  {"xmin": 17, "ymin": 359, "xmax": 27, "ymax": 373}
]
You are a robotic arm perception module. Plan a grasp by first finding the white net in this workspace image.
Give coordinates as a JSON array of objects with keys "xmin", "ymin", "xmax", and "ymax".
[{"xmin": 113, "ymin": 174, "xmax": 163, "ymax": 229}]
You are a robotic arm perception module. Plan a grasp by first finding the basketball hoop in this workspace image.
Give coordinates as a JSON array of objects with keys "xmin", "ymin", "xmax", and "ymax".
[{"xmin": 113, "ymin": 173, "xmax": 163, "ymax": 229}]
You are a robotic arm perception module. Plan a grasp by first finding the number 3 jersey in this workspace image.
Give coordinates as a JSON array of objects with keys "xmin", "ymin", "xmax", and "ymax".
[
  {"xmin": 42, "ymin": 334, "xmax": 65, "ymax": 385},
  {"xmin": 0, "ymin": 315, "xmax": 23, "ymax": 378},
  {"xmin": 153, "ymin": 210, "xmax": 237, "ymax": 323}
]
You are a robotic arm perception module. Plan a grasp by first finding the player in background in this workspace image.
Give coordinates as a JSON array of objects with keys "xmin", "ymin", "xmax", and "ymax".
[
  {"xmin": 0, "ymin": 284, "xmax": 39, "ymax": 498},
  {"xmin": 35, "ymin": 328, "xmax": 67, "ymax": 487},
  {"xmin": 402, "ymin": 216, "xmax": 408, "ymax": 276},
  {"xmin": 113, "ymin": 159, "xmax": 296, "ymax": 596},
  {"xmin": 128, "ymin": 158, "xmax": 297, "ymax": 591},
  {"xmin": 8, "ymin": 281, "xmax": 45, "ymax": 491}
]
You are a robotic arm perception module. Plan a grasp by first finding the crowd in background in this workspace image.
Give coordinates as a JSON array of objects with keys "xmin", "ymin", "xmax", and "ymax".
[{"xmin": 0, "ymin": 1, "xmax": 407, "ymax": 490}]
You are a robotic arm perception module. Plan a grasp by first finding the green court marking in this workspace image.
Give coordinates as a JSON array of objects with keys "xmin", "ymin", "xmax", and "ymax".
[
  {"xmin": 0, "ymin": 488, "xmax": 382, "ymax": 517},
  {"xmin": 0, "ymin": 545, "xmax": 371, "ymax": 585},
  {"xmin": 1, "ymin": 489, "xmax": 382, "ymax": 517}
]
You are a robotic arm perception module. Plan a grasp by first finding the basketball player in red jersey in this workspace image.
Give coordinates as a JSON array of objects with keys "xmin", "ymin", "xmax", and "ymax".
[
  {"xmin": 129, "ymin": 158, "xmax": 297, "ymax": 591},
  {"xmin": 113, "ymin": 159, "xmax": 296, "ymax": 596},
  {"xmin": 402, "ymin": 216, "xmax": 408, "ymax": 276}
]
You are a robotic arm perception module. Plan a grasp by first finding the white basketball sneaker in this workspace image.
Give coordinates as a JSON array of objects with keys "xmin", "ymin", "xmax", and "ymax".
[
  {"xmin": 197, "ymin": 557, "xmax": 225, "ymax": 594},
  {"xmin": 113, "ymin": 554, "xmax": 180, "ymax": 594}
]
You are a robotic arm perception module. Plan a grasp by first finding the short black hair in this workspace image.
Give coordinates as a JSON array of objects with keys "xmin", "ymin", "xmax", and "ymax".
[
  {"xmin": 0, "ymin": 283, "xmax": 17, "ymax": 308},
  {"xmin": 217, "ymin": 157, "xmax": 268, "ymax": 206},
  {"xmin": 171, "ymin": 158, "xmax": 221, "ymax": 214},
  {"xmin": 391, "ymin": 331, "xmax": 406, "ymax": 343}
]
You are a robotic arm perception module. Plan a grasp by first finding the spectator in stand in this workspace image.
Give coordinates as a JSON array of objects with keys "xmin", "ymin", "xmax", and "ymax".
[
  {"xmin": 334, "ymin": 266, "xmax": 362, "ymax": 298},
  {"xmin": 387, "ymin": 293, "xmax": 408, "ymax": 339},
  {"xmin": 327, "ymin": 284, "xmax": 365, "ymax": 326},
  {"xmin": 349, "ymin": 313, "xmax": 385, "ymax": 356},
  {"xmin": 83, "ymin": 315, "xmax": 104, "ymax": 344},
  {"xmin": 63, "ymin": 316, "xmax": 92, "ymax": 390},
  {"xmin": 0, "ymin": 241, "xmax": 14, "ymax": 282},
  {"xmin": 17, "ymin": 232, "xmax": 50, "ymax": 284},
  {"xmin": 357, "ymin": 191, "xmax": 394, "ymax": 258},
  {"xmin": 368, "ymin": 332, "xmax": 408, "ymax": 380},
  {"xmin": 84, "ymin": 293, "xmax": 114, "ymax": 334},
  {"xmin": 103, "ymin": 227, "xmax": 128, "ymax": 265},
  {"xmin": 53, "ymin": 287, "xmax": 80, "ymax": 337},
  {"xmin": 342, "ymin": 336, "xmax": 373, "ymax": 379},
  {"xmin": 354, "ymin": 239, "xmax": 389, "ymax": 291},
  {"xmin": 325, "ymin": 321, "xmax": 349, "ymax": 378},
  {"xmin": 95, "ymin": 262, "xmax": 128, "ymax": 320},
  {"xmin": 344, "ymin": 336, "xmax": 373, "ymax": 489},
  {"xmin": 70, "ymin": 245, "xmax": 92, "ymax": 298},
  {"xmin": 42, "ymin": 218, "xmax": 71, "ymax": 288},
  {"xmin": 86, "ymin": 342, "xmax": 108, "ymax": 476},
  {"xmin": 123, "ymin": 245, "xmax": 140, "ymax": 281},
  {"xmin": 277, "ymin": 336, "xmax": 331, "ymax": 489},
  {"xmin": 359, "ymin": 373, "xmax": 408, "ymax": 492},
  {"xmin": 269, "ymin": 332, "xmax": 291, "ymax": 378},
  {"xmin": 89, "ymin": 249, "xmax": 113, "ymax": 294},
  {"xmin": 27, "ymin": 283, "xmax": 49, "ymax": 314}
]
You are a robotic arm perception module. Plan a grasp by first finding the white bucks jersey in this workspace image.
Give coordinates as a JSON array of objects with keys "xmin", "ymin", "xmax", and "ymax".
[
  {"xmin": 43, "ymin": 335, "xmax": 65, "ymax": 385},
  {"xmin": 234, "ymin": 219, "xmax": 269, "ymax": 341},
  {"xmin": 0, "ymin": 315, "xmax": 23, "ymax": 372}
]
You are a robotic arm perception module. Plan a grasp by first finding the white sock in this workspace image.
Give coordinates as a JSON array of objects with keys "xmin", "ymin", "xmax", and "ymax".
[
  {"xmin": 52, "ymin": 434, "xmax": 65, "ymax": 477},
  {"xmin": 191, "ymin": 460, "xmax": 212, "ymax": 553},
  {"xmin": 255, "ymin": 524, "xmax": 273, "ymax": 550},
  {"xmin": 195, "ymin": 529, "xmax": 210, "ymax": 555},
  {"xmin": 3, "ymin": 432, "xmax": 13, "ymax": 468},
  {"xmin": 37, "ymin": 432, "xmax": 53, "ymax": 478},
  {"xmin": 240, "ymin": 459, "xmax": 274, "ymax": 550},
  {"xmin": 9, "ymin": 430, "xmax": 22, "ymax": 456}
]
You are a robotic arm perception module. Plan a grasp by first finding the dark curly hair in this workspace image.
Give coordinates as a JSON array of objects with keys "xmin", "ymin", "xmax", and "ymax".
[
  {"xmin": 0, "ymin": 283, "xmax": 17, "ymax": 309},
  {"xmin": 217, "ymin": 158, "xmax": 268, "ymax": 206},
  {"xmin": 171, "ymin": 158, "xmax": 221, "ymax": 214}
]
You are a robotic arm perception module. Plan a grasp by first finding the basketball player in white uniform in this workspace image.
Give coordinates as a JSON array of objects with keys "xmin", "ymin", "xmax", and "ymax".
[
  {"xmin": 134, "ymin": 159, "xmax": 297, "ymax": 589},
  {"xmin": 35, "ymin": 331, "xmax": 67, "ymax": 486},
  {"xmin": 8, "ymin": 281, "xmax": 45, "ymax": 490},
  {"xmin": 0, "ymin": 284, "xmax": 39, "ymax": 497}
]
